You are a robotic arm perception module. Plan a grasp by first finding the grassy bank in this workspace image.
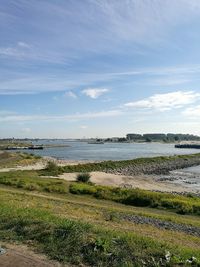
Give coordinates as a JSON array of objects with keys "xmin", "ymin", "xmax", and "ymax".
[
  {"xmin": 0, "ymin": 204, "xmax": 174, "ymax": 266},
  {"xmin": 69, "ymin": 183, "xmax": 200, "ymax": 215},
  {"xmin": 0, "ymin": 170, "xmax": 69, "ymax": 193},
  {"xmin": 0, "ymin": 170, "xmax": 200, "ymax": 216},
  {"xmin": 0, "ymin": 187, "xmax": 200, "ymax": 266},
  {"xmin": 0, "ymin": 151, "xmax": 41, "ymax": 168}
]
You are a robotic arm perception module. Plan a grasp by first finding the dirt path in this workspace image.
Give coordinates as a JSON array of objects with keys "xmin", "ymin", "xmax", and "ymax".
[{"xmin": 0, "ymin": 243, "xmax": 67, "ymax": 267}]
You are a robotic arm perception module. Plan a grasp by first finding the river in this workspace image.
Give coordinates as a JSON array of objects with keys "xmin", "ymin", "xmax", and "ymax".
[{"xmin": 27, "ymin": 140, "xmax": 200, "ymax": 161}]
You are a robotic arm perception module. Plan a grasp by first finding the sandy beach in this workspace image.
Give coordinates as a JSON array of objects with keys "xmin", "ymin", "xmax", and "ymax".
[{"xmin": 59, "ymin": 171, "xmax": 195, "ymax": 193}]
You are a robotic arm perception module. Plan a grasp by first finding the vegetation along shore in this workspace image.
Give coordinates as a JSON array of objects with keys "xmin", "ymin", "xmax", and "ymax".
[{"xmin": 50, "ymin": 153, "xmax": 200, "ymax": 176}]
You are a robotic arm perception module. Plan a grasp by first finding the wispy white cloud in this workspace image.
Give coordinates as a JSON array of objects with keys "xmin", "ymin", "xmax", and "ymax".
[
  {"xmin": 17, "ymin": 41, "xmax": 30, "ymax": 48},
  {"xmin": 124, "ymin": 91, "xmax": 200, "ymax": 111},
  {"xmin": 80, "ymin": 125, "xmax": 88, "ymax": 129},
  {"xmin": 0, "ymin": 47, "xmax": 25, "ymax": 58},
  {"xmin": 2, "ymin": 64, "xmax": 200, "ymax": 95},
  {"xmin": 0, "ymin": 42, "xmax": 31, "ymax": 58},
  {"xmin": 0, "ymin": 109, "xmax": 122, "ymax": 123},
  {"xmin": 3, "ymin": 0, "xmax": 200, "ymax": 65},
  {"xmin": 183, "ymin": 105, "xmax": 200, "ymax": 117},
  {"xmin": 82, "ymin": 88, "xmax": 109, "ymax": 99},
  {"xmin": 148, "ymin": 77, "xmax": 191, "ymax": 86},
  {"xmin": 64, "ymin": 91, "xmax": 77, "ymax": 99}
]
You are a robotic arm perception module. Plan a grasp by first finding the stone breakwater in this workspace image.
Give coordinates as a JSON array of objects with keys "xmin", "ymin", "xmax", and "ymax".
[{"xmin": 105, "ymin": 156, "xmax": 200, "ymax": 176}]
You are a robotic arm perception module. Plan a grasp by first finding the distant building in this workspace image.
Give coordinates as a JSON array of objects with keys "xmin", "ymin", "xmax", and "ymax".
[
  {"xmin": 143, "ymin": 133, "xmax": 166, "ymax": 141},
  {"xmin": 110, "ymin": 137, "xmax": 119, "ymax": 142},
  {"xmin": 126, "ymin": 134, "xmax": 142, "ymax": 141}
]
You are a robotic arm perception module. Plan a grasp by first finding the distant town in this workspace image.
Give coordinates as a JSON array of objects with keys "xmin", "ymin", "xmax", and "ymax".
[{"xmin": 1, "ymin": 133, "xmax": 200, "ymax": 144}]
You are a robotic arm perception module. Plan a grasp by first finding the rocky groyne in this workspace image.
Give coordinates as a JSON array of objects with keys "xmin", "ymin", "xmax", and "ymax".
[{"xmin": 106, "ymin": 155, "xmax": 200, "ymax": 176}]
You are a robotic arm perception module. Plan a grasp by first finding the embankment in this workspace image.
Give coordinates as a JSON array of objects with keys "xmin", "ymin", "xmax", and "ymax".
[{"xmin": 61, "ymin": 153, "xmax": 200, "ymax": 176}]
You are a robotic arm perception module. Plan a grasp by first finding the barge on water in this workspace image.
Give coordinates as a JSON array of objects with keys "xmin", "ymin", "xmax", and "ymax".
[
  {"xmin": 6, "ymin": 145, "xmax": 44, "ymax": 150},
  {"xmin": 175, "ymin": 142, "xmax": 200, "ymax": 149}
]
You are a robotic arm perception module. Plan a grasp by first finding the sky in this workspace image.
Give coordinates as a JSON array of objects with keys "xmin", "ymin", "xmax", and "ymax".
[{"xmin": 1, "ymin": 0, "xmax": 200, "ymax": 138}]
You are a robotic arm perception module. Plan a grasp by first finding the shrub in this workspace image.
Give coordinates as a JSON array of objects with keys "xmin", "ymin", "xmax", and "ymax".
[
  {"xmin": 76, "ymin": 172, "xmax": 91, "ymax": 183},
  {"xmin": 122, "ymin": 194, "xmax": 152, "ymax": 207},
  {"xmin": 69, "ymin": 183, "xmax": 96, "ymax": 195},
  {"xmin": 69, "ymin": 183, "xmax": 200, "ymax": 215},
  {"xmin": 44, "ymin": 161, "xmax": 62, "ymax": 176}
]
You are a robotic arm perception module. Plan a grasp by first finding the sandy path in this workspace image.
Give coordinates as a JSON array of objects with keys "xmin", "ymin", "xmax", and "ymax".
[{"xmin": 0, "ymin": 243, "xmax": 68, "ymax": 267}]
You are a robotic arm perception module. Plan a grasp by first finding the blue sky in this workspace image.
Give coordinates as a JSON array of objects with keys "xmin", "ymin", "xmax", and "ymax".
[{"xmin": 1, "ymin": 0, "xmax": 200, "ymax": 138}]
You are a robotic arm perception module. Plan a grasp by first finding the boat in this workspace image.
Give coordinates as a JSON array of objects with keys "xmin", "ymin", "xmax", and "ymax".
[
  {"xmin": 28, "ymin": 145, "xmax": 44, "ymax": 150},
  {"xmin": 175, "ymin": 141, "xmax": 200, "ymax": 149},
  {"xmin": 6, "ymin": 145, "xmax": 44, "ymax": 150}
]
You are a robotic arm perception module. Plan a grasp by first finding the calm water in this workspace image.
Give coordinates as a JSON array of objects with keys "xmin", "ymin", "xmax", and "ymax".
[{"xmin": 24, "ymin": 140, "xmax": 200, "ymax": 161}]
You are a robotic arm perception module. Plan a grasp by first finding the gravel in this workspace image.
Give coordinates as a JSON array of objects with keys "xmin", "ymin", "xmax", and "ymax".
[{"xmin": 121, "ymin": 214, "xmax": 200, "ymax": 237}]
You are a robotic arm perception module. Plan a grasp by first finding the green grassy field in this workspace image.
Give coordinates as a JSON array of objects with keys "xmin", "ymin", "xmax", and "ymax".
[{"xmin": 0, "ymin": 170, "xmax": 200, "ymax": 266}]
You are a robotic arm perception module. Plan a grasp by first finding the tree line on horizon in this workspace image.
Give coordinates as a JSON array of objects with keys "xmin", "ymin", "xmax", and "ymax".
[{"xmin": 126, "ymin": 133, "xmax": 200, "ymax": 142}]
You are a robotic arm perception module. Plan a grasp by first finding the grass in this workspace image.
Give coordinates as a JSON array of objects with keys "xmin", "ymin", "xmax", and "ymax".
[
  {"xmin": 0, "ymin": 187, "xmax": 200, "ymax": 266},
  {"xmin": 0, "ymin": 170, "xmax": 200, "ymax": 216},
  {"xmin": 0, "ymin": 204, "xmax": 179, "ymax": 266},
  {"xmin": 69, "ymin": 183, "xmax": 200, "ymax": 215},
  {"xmin": 0, "ymin": 151, "xmax": 41, "ymax": 168},
  {"xmin": 0, "ymin": 170, "xmax": 69, "ymax": 193}
]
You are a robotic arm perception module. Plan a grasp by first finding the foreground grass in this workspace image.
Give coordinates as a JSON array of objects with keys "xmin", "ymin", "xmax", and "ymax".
[{"xmin": 0, "ymin": 187, "xmax": 200, "ymax": 266}]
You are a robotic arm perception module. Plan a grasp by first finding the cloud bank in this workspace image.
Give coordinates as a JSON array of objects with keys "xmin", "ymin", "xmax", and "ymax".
[{"xmin": 124, "ymin": 91, "xmax": 200, "ymax": 111}]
